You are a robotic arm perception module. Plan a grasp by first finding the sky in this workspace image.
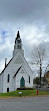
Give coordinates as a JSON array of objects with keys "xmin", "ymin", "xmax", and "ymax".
[{"xmin": 0, "ymin": 0, "xmax": 49, "ymax": 74}]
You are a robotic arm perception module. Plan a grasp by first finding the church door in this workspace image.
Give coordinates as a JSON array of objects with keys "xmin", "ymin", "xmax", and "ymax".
[{"xmin": 20, "ymin": 77, "xmax": 25, "ymax": 88}]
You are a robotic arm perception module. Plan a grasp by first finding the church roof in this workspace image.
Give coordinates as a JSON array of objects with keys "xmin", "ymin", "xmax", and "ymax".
[
  {"xmin": 13, "ymin": 66, "xmax": 22, "ymax": 78},
  {"xmin": 0, "ymin": 58, "xmax": 13, "ymax": 75}
]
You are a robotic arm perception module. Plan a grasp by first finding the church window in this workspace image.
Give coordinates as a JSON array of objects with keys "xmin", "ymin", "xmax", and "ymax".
[
  {"xmin": 7, "ymin": 74, "xmax": 10, "ymax": 82},
  {"xmin": 29, "ymin": 76, "xmax": 30, "ymax": 83},
  {"xmin": 7, "ymin": 88, "xmax": 9, "ymax": 92}
]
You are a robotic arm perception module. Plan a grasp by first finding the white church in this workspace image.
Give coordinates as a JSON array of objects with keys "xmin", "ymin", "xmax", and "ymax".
[{"xmin": 0, "ymin": 31, "xmax": 34, "ymax": 93}]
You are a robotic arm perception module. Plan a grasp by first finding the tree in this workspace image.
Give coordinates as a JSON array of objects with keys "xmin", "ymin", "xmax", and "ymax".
[
  {"xmin": 33, "ymin": 76, "xmax": 48, "ymax": 86},
  {"xmin": 41, "ymin": 77, "xmax": 48, "ymax": 86},
  {"xmin": 32, "ymin": 44, "xmax": 46, "ymax": 87},
  {"xmin": 33, "ymin": 77, "xmax": 40, "ymax": 85}
]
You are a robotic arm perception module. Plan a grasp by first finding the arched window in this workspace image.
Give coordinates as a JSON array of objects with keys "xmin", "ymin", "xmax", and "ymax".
[
  {"xmin": 29, "ymin": 76, "xmax": 30, "ymax": 83},
  {"xmin": 7, "ymin": 74, "xmax": 10, "ymax": 82},
  {"xmin": 7, "ymin": 88, "xmax": 9, "ymax": 92}
]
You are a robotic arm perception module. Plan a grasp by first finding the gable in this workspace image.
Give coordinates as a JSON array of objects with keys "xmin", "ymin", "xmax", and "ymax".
[
  {"xmin": 13, "ymin": 66, "xmax": 29, "ymax": 78},
  {"xmin": 0, "ymin": 50, "xmax": 33, "ymax": 77},
  {"xmin": 13, "ymin": 51, "xmax": 33, "ymax": 76},
  {"xmin": 19, "ymin": 52, "xmax": 33, "ymax": 75}
]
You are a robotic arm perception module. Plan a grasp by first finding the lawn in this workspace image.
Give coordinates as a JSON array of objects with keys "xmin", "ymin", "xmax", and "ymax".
[{"xmin": 0, "ymin": 90, "xmax": 49, "ymax": 98}]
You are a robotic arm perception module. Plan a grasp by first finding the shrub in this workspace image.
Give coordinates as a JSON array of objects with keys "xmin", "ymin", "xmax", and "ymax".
[{"xmin": 17, "ymin": 87, "xmax": 34, "ymax": 90}]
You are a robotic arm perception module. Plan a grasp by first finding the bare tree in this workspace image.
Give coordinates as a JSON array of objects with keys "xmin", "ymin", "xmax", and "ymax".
[{"xmin": 32, "ymin": 44, "xmax": 46, "ymax": 87}]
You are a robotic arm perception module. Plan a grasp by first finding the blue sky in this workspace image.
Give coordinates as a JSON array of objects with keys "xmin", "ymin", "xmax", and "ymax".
[{"xmin": 0, "ymin": 0, "xmax": 49, "ymax": 74}]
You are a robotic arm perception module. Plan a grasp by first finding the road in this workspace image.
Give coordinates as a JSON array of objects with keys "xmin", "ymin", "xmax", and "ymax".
[{"xmin": 0, "ymin": 96, "xmax": 49, "ymax": 111}]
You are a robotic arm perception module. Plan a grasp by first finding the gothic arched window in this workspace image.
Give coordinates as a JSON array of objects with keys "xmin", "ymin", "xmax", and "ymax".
[
  {"xmin": 29, "ymin": 76, "xmax": 30, "ymax": 83},
  {"xmin": 7, "ymin": 88, "xmax": 9, "ymax": 92},
  {"xmin": 7, "ymin": 74, "xmax": 10, "ymax": 82}
]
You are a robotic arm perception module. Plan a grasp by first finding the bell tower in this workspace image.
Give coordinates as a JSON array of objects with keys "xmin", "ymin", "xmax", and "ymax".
[{"xmin": 13, "ymin": 31, "xmax": 24, "ymax": 57}]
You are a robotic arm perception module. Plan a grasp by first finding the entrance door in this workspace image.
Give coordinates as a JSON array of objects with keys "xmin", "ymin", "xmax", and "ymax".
[{"xmin": 20, "ymin": 77, "xmax": 25, "ymax": 88}]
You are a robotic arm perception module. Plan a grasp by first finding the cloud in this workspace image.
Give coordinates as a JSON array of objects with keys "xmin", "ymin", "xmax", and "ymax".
[
  {"xmin": 0, "ymin": 0, "xmax": 49, "ymax": 74},
  {"xmin": 0, "ymin": 0, "xmax": 49, "ymax": 23}
]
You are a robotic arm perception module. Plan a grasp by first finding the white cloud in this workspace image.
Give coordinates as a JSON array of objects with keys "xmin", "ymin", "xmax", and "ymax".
[{"xmin": 0, "ymin": 0, "xmax": 49, "ymax": 74}]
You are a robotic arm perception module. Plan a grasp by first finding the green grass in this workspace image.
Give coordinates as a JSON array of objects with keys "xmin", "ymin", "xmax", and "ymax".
[{"xmin": 0, "ymin": 90, "xmax": 49, "ymax": 98}]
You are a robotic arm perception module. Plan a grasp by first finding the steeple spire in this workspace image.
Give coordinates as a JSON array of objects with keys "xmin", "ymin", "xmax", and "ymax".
[
  {"xmin": 16, "ymin": 31, "xmax": 20, "ymax": 40},
  {"xmin": 15, "ymin": 31, "xmax": 20, "ymax": 44}
]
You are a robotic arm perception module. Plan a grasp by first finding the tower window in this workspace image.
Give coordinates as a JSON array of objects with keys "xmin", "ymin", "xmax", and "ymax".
[
  {"xmin": 7, "ymin": 74, "xmax": 10, "ymax": 82},
  {"xmin": 29, "ymin": 76, "xmax": 30, "ymax": 83},
  {"xmin": 17, "ymin": 45, "xmax": 21, "ymax": 49}
]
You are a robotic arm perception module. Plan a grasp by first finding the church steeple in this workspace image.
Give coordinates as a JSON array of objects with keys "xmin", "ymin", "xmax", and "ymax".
[
  {"xmin": 15, "ymin": 31, "xmax": 20, "ymax": 44},
  {"xmin": 13, "ymin": 31, "xmax": 24, "ymax": 57}
]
